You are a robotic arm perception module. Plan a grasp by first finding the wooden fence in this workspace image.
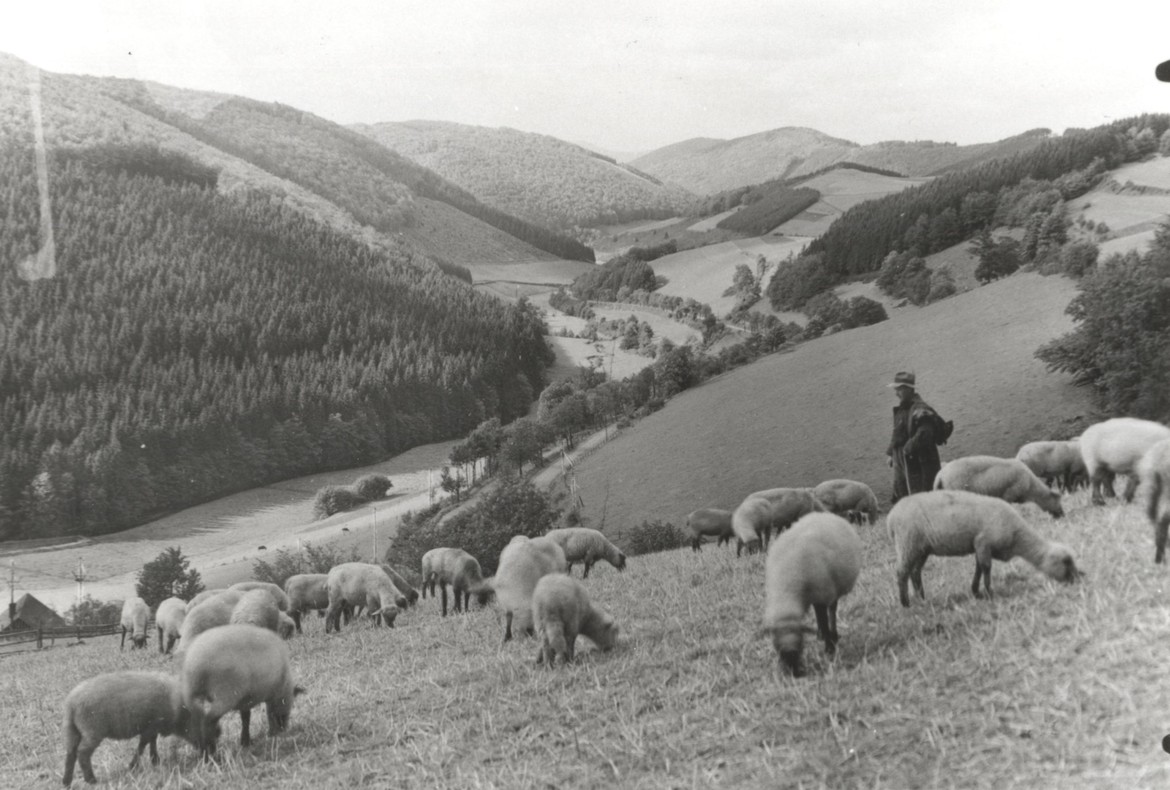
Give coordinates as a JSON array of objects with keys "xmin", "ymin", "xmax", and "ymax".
[{"xmin": 0, "ymin": 619, "xmax": 151, "ymax": 656}]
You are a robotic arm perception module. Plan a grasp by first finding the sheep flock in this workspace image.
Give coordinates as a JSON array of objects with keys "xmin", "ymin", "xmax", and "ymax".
[{"xmin": 44, "ymin": 413, "xmax": 1170, "ymax": 785}]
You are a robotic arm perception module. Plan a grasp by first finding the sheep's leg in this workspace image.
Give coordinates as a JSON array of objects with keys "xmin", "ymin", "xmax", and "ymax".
[
  {"xmin": 564, "ymin": 626, "xmax": 578, "ymax": 664},
  {"xmin": 970, "ymin": 560, "xmax": 993, "ymax": 600},
  {"xmin": 239, "ymin": 708, "xmax": 252, "ymax": 747},
  {"xmin": 1155, "ymin": 515, "xmax": 1170, "ymax": 564},
  {"xmin": 157, "ymin": 626, "xmax": 164, "ymax": 653},
  {"xmin": 323, "ymin": 601, "xmax": 342, "ymax": 633},
  {"xmin": 1089, "ymin": 469, "xmax": 1107, "ymax": 505},
  {"xmin": 121, "ymin": 627, "xmax": 127, "ymax": 650},
  {"xmin": 691, "ymin": 536, "xmax": 701, "ymax": 552},
  {"xmin": 461, "ymin": 588, "xmax": 471, "ymax": 612},
  {"xmin": 897, "ymin": 565, "xmax": 912, "ymax": 608},
  {"xmin": 76, "ymin": 738, "xmax": 99, "ymax": 785},
  {"xmin": 911, "ymin": 560, "xmax": 926, "ymax": 600},
  {"xmin": 1123, "ymin": 474, "xmax": 1139, "ymax": 503},
  {"xmin": 813, "ymin": 603, "xmax": 836, "ymax": 655},
  {"xmin": 62, "ymin": 723, "xmax": 81, "ymax": 785},
  {"xmin": 504, "ymin": 610, "xmax": 514, "ymax": 643},
  {"xmin": 440, "ymin": 584, "xmax": 449, "ymax": 617},
  {"xmin": 582, "ymin": 559, "xmax": 593, "ymax": 579},
  {"xmin": 291, "ymin": 610, "xmax": 302, "ymax": 634}
]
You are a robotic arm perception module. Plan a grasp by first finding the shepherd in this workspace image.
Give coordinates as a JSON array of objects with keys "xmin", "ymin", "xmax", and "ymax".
[{"xmin": 886, "ymin": 371, "xmax": 952, "ymax": 504}]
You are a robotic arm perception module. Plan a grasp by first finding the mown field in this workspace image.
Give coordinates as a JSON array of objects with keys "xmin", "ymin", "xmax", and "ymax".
[{"xmin": 3, "ymin": 486, "xmax": 1169, "ymax": 789}]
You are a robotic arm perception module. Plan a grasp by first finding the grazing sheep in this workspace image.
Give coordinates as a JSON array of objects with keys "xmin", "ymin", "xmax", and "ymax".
[
  {"xmin": 532, "ymin": 573, "xmax": 619, "ymax": 667},
  {"xmin": 1080, "ymin": 417, "xmax": 1170, "ymax": 505},
  {"xmin": 228, "ymin": 581, "xmax": 291, "ymax": 612},
  {"xmin": 420, "ymin": 548, "xmax": 486, "ymax": 616},
  {"xmin": 177, "ymin": 595, "xmax": 237, "ymax": 656},
  {"xmin": 120, "ymin": 597, "xmax": 150, "ymax": 650},
  {"xmin": 180, "ymin": 623, "xmax": 302, "ymax": 757},
  {"xmin": 487, "ymin": 535, "xmax": 568, "ymax": 642},
  {"xmin": 185, "ymin": 589, "xmax": 240, "ymax": 614},
  {"xmin": 229, "ymin": 589, "xmax": 282, "ymax": 634},
  {"xmin": 379, "ymin": 564, "xmax": 420, "ymax": 607},
  {"xmin": 323, "ymin": 563, "xmax": 401, "ymax": 632},
  {"xmin": 1015, "ymin": 440, "xmax": 1088, "ymax": 492},
  {"xmin": 685, "ymin": 508, "xmax": 734, "ymax": 551},
  {"xmin": 934, "ymin": 455, "xmax": 1064, "ymax": 518},
  {"xmin": 283, "ymin": 574, "xmax": 329, "ymax": 633},
  {"xmin": 889, "ymin": 490, "xmax": 1079, "ymax": 607},
  {"xmin": 277, "ymin": 612, "xmax": 295, "ymax": 640},
  {"xmin": 62, "ymin": 671, "xmax": 194, "ymax": 785},
  {"xmin": 732, "ymin": 487, "xmax": 826, "ymax": 556},
  {"xmin": 154, "ymin": 597, "xmax": 186, "ymax": 655},
  {"xmin": 543, "ymin": 527, "xmax": 627, "ymax": 577},
  {"xmin": 1137, "ymin": 438, "xmax": 1170, "ymax": 563},
  {"xmin": 762, "ymin": 513, "xmax": 862, "ymax": 677},
  {"xmin": 812, "ymin": 479, "xmax": 880, "ymax": 525}
]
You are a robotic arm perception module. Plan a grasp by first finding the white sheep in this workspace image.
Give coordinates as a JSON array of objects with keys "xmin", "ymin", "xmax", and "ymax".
[
  {"xmin": 934, "ymin": 455, "xmax": 1064, "ymax": 518},
  {"xmin": 323, "ymin": 562, "xmax": 402, "ymax": 632},
  {"xmin": 487, "ymin": 535, "xmax": 568, "ymax": 642},
  {"xmin": 62, "ymin": 671, "xmax": 194, "ymax": 785},
  {"xmin": 420, "ymin": 548, "xmax": 486, "ymax": 616},
  {"xmin": 283, "ymin": 574, "xmax": 329, "ymax": 633},
  {"xmin": 685, "ymin": 508, "xmax": 734, "ymax": 551},
  {"xmin": 180, "ymin": 623, "xmax": 302, "ymax": 757},
  {"xmin": 542, "ymin": 527, "xmax": 627, "ymax": 577},
  {"xmin": 1080, "ymin": 417, "xmax": 1170, "ymax": 505},
  {"xmin": 229, "ymin": 589, "xmax": 282, "ymax": 634},
  {"xmin": 532, "ymin": 573, "xmax": 619, "ymax": 666},
  {"xmin": 379, "ymin": 564, "xmax": 420, "ymax": 607},
  {"xmin": 1137, "ymin": 438, "xmax": 1170, "ymax": 563},
  {"xmin": 732, "ymin": 487, "xmax": 826, "ymax": 556},
  {"xmin": 812, "ymin": 479, "xmax": 880, "ymax": 525},
  {"xmin": 176, "ymin": 594, "xmax": 238, "ymax": 656},
  {"xmin": 228, "ymin": 581, "xmax": 291, "ymax": 612},
  {"xmin": 1015, "ymin": 440, "xmax": 1087, "ymax": 493},
  {"xmin": 119, "ymin": 597, "xmax": 150, "ymax": 650},
  {"xmin": 154, "ymin": 597, "xmax": 187, "ymax": 655},
  {"xmin": 762, "ymin": 512, "xmax": 861, "ymax": 677},
  {"xmin": 185, "ymin": 588, "xmax": 239, "ymax": 614},
  {"xmin": 889, "ymin": 490, "xmax": 1079, "ymax": 607}
]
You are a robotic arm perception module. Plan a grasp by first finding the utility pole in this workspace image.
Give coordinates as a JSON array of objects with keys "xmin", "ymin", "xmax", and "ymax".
[
  {"xmin": 8, "ymin": 560, "xmax": 16, "ymax": 622},
  {"xmin": 72, "ymin": 557, "xmax": 87, "ymax": 608},
  {"xmin": 371, "ymin": 506, "xmax": 378, "ymax": 564}
]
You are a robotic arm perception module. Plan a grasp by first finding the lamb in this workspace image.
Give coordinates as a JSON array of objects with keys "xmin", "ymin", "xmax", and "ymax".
[
  {"xmin": 323, "ymin": 562, "xmax": 402, "ymax": 632},
  {"xmin": 420, "ymin": 548, "xmax": 486, "ymax": 616},
  {"xmin": 229, "ymin": 589, "xmax": 282, "ymax": 634},
  {"xmin": 119, "ymin": 597, "xmax": 150, "ymax": 650},
  {"xmin": 1137, "ymin": 438, "xmax": 1170, "ymax": 563},
  {"xmin": 283, "ymin": 573, "xmax": 329, "ymax": 633},
  {"xmin": 542, "ymin": 527, "xmax": 627, "ymax": 577},
  {"xmin": 1015, "ymin": 440, "xmax": 1088, "ymax": 492},
  {"xmin": 379, "ymin": 564, "xmax": 420, "ymax": 606},
  {"xmin": 62, "ymin": 671, "xmax": 194, "ymax": 785},
  {"xmin": 762, "ymin": 513, "xmax": 861, "ymax": 677},
  {"xmin": 1080, "ymin": 417, "xmax": 1170, "ymax": 505},
  {"xmin": 685, "ymin": 508, "xmax": 734, "ymax": 551},
  {"xmin": 532, "ymin": 574, "xmax": 620, "ymax": 666},
  {"xmin": 889, "ymin": 490, "xmax": 1079, "ymax": 607},
  {"xmin": 180, "ymin": 623, "xmax": 302, "ymax": 757},
  {"xmin": 812, "ymin": 479, "xmax": 880, "ymax": 525},
  {"xmin": 228, "ymin": 581, "xmax": 291, "ymax": 612},
  {"xmin": 933, "ymin": 455, "xmax": 1064, "ymax": 518},
  {"xmin": 486, "ymin": 535, "xmax": 568, "ymax": 642},
  {"xmin": 731, "ymin": 487, "xmax": 826, "ymax": 556},
  {"xmin": 154, "ymin": 597, "xmax": 187, "ymax": 655}
]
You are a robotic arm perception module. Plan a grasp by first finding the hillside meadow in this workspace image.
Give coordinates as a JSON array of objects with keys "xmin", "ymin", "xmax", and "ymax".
[{"xmin": 3, "ymin": 487, "xmax": 1169, "ymax": 789}]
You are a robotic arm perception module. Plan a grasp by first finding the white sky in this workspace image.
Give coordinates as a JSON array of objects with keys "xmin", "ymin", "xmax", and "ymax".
[{"xmin": 2, "ymin": 0, "xmax": 1168, "ymax": 154}]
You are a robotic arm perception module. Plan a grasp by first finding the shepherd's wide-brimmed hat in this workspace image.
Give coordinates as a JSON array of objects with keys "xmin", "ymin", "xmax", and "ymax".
[{"xmin": 887, "ymin": 371, "xmax": 916, "ymax": 389}]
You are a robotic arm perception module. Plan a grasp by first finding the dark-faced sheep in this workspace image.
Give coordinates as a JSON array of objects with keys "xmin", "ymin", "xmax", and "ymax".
[
  {"xmin": 379, "ymin": 564, "xmax": 421, "ymax": 607},
  {"xmin": 62, "ymin": 671, "xmax": 195, "ymax": 785},
  {"xmin": 420, "ymin": 548, "xmax": 486, "ymax": 616},
  {"xmin": 934, "ymin": 455, "xmax": 1064, "ymax": 518},
  {"xmin": 812, "ymin": 479, "xmax": 880, "ymax": 525},
  {"xmin": 283, "ymin": 573, "xmax": 329, "ymax": 633},
  {"xmin": 119, "ymin": 597, "xmax": 150, "ymax": 650},
  {"xmin": 532, "ymin": 573, "xmax": 619, "ymax": 666},
  {"xmin": 180, "ymin": 623, "xmax": 302, "ymax": 757},
  {"xmin": 1080, "ymin": 417, "xmax": 1170, "ymax": 505},
  {"xmin": 1015, "ymin": 440, "xmax": 1087, "ymax": 493},
  {"xmin": 685, "ymin": 508, "xmax": 734, "ymax": 551},
  {"xmin": 323, "ymin": 563, "xmax": 401, "ymax": 632},
  {"xmin": 543, "ymin": 527, "xmax": 627, "ymax": 577},
  {"xmin": 486, "ymin": 535, "xmax": 568, "ymax": 642},
  {"xmin": 732, "ymin": 487, "xmax": 826, "ymax": 556},
  {"xmin": 154, "ymin": 597, "xmax": 186, "ymax": 655},
  {"xmin": 763, "ymin": 513, "xmax": 861, "ymax": 677},
  {"xmin": 889, "ymin": 490, "xmax": 1079, "ymax": 607}
]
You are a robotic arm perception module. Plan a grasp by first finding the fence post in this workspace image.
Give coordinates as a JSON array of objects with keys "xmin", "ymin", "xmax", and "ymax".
[{"xmin": 36, "ymin": 626, "xmax": 43, "ymax": 649}]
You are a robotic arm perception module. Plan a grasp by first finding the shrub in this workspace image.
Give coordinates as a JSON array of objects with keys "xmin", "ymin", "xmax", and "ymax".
[
  {"xmin": 353, "ymin": 474, "xmax": 393, "ymax": 500},
  {"xmin": 66, "ymin": 595, "xmax": 122, "ymax": 626},
  {"xmin": 251, "ymin": 539, "xmax": 364, "ymax": 588},
  {"xmin": 136, "ymin": 546, "xmax": 204, "ymax": 608},
  {"xmin": 313, "ymin": 484, "xmax": 366, "ymax": 520},
  {"xmin": 623, "ymin": 519, "xmax": 687, "ymax": 556}
]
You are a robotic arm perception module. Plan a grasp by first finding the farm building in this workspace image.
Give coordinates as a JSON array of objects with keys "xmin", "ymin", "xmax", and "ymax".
[{"xmin": 0, "ymin": 593, "xmax": 66, "ymax": 633}]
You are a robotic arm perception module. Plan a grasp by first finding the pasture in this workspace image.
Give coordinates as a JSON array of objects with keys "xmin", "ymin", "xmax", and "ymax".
[{"xmin": 3, "ymin": 488, "xmax": 1169, "ymax": 788}]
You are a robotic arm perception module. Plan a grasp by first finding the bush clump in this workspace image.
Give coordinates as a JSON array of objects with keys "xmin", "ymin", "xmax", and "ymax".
[
  {"xmin": 251, "ymin": 539, "xmax": 364, "ymax": 588},
  {"xmin": 313, "ymin": 485, "xmax": 367, "ymax": 520},
  {"xmin": 353, "ymin": 473, "xmax": 394, "ymax": 500},
  {"xmin": 623, "ymin": 519, "xmax": 687, "ymax": 556}
]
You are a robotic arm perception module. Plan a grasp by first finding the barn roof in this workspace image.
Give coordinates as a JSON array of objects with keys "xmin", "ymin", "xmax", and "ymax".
[{"xmin": 0, "ymin": 593, "xmax": 67, "ymax": 632}]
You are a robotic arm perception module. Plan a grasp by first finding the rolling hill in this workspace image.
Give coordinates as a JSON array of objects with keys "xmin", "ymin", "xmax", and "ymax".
[
  {"xmin": 631, "ymin": 126, "xmax": 1053, "ymax": 195},
  {"xmin": 352, "ymin": 120, "xmax": 692, "ymax": 229}
]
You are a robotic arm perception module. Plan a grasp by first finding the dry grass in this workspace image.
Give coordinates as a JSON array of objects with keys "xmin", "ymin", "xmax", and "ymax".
[{"xmin": 5, "ymin": 488, "xmax": 1170, "ymax": 788}]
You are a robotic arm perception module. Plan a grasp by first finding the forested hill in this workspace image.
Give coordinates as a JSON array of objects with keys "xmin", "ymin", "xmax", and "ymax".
[
  {"xmin": 0, "ymin": 143, "xmax": 554, "ymax": 541},
  {"xmin": 352, "ymin": 120, "xmax": 693, "ymax": 229},
  {"xmin": 0, "ymin": 53, "xmax": 592, "ymax": 265}
]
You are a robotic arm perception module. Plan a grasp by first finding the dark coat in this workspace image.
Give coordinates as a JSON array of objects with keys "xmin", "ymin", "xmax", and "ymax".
[{"xmin": 888, "ymin": 394, "xmax": 944, "ymax": 501}]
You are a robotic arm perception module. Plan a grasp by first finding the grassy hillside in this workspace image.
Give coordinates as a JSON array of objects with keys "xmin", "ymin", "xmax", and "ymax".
[
  {"xmin": 774, "ymin": 170, "xmax": 933, "ymax": 237},
  {"xmin": 4, "ymin": 484, "xmax": 1169, "ymax": 787},
  {"xmin": 352, "ymin": 120, "xmax": 692, "ymax": 229},
  {"xmin": 570, "ymin": 272, "xmax": 1089, "ymax": 530}
]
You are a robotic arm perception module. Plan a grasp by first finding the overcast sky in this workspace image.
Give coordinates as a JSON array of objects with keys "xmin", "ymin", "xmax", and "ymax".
[{"xmin": 3, "ymin": 1, "xmax": 1168, "ymax": 154}]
